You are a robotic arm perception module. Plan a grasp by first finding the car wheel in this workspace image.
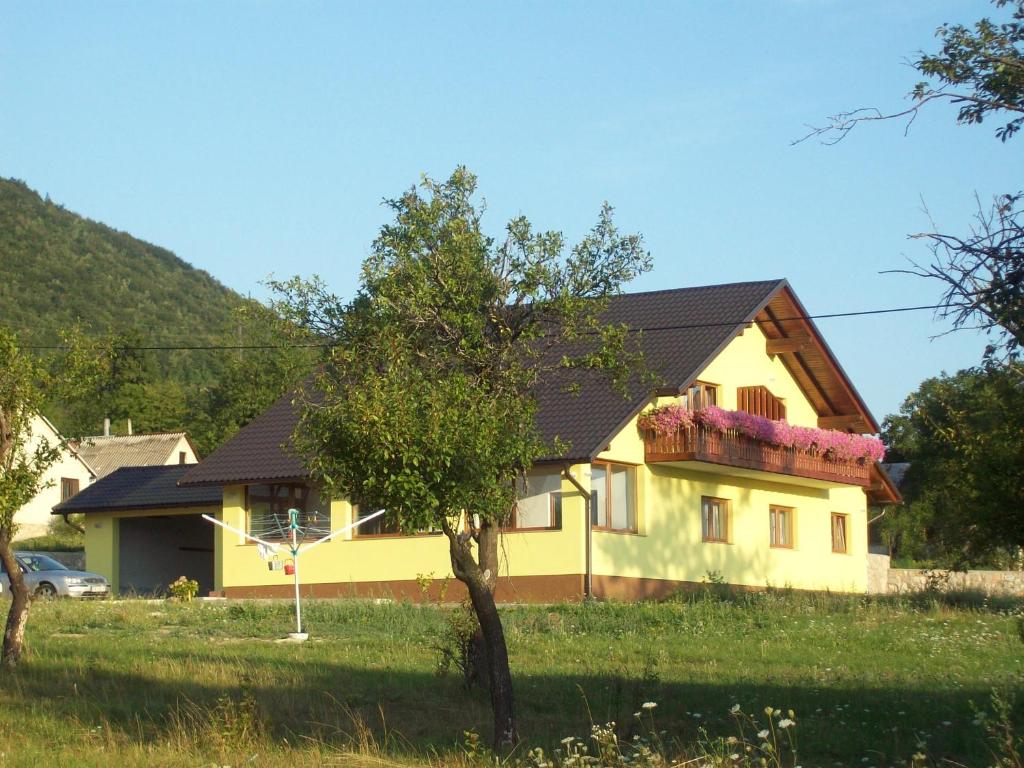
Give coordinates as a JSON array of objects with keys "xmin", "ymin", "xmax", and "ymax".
[{"xmin": 35, "ymin": 583, "xmax": 58, "ymax": 600}]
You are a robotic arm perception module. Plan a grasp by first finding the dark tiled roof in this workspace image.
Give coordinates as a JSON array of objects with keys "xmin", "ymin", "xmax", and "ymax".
[
  {"xmin": 534, "ymin": 279, "xmax": 784, "ymax": 460},
  {"xmin": 52, "ymin": 465, "xmax": 222, "ymax": 514},
  {"xmin": 180, "ymin": 279, "xmax": 786, "ymax": 486},
  {"xmin": 179, "ymin": 391, "xmax": 308, "ymax": 487}
]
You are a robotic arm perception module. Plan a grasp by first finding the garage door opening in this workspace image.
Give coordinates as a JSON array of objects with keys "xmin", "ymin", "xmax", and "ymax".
[{"xmin": 119, "ymin": 515, "xmax": 214, "ymax": 596}]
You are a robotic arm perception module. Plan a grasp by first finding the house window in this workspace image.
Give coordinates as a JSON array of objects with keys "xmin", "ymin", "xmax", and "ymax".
[
  {"xmin": 831, "ymin": 513, "xmax": 849, "ymax": 553},
  {"xmin": 683, "ymin": 381, "xmax": 718, "ymax": 411},
  {"xmin": 60, "ymin": 478, "xmax": 80, "ymax": 501},
  {"xmin": 351, "ymin": 501, "xmax": 442, "ymax": 537},
  {"xmin": 179, "ymin": 451, "xmax": 187, "ymax": 464},
  {"xmin": 769, "ymin": 505, "xmax": 794, "ymax": 548},
  {"xmin": 246, "ymin": 484, "xmax": 330, "ymax": 540},
  {"xmin": 702, "ymin": 496, "xmax": 729, "ymax": 542},
  {"xmin": 353, "ymin": 503, "xmax": 400, "ymax": 536},
  {"xmin": 590, "ymin": 462, "xmax": 637, "ymax": 532},
  {"xmin": 512, "ymin": 471, "xmax": 563, "ymax": 530}
]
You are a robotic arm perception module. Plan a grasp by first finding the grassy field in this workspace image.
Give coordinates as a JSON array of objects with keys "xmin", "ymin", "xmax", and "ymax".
[{"xmin": 0, "ymin": 590, "xmax": 1020, "ymax": 767}]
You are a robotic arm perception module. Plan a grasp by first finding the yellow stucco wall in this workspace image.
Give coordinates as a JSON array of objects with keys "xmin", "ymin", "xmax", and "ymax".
[
  {"xmin": 696, "ymin": 322, "xmax": 819, "ymax": 428},
  {"xmin": 217, "ymin": 468, "xmax": 589, "ymax": 591},
  {"xmin": 590, "ymin": 465, "xmax": 868, "ymax": 592},
  {"xmin": 589, "ymin": 323, "xmax": 871, "ymax": 594}
]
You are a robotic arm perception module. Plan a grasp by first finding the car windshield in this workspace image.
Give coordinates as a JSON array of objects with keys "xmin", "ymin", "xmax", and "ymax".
[{"xmin": 16, "ymin": 554, "xmax": 69, "ymax": 572}]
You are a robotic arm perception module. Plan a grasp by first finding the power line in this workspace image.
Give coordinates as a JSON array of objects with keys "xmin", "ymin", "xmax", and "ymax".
[{"xmin": 17, "ymin": 302, "xmax": 947, "ymax": 351}]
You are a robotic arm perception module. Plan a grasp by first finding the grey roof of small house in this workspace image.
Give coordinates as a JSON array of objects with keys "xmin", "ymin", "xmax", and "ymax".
[
  {"xmin": 74, "ymin": 433, "xmax": 195, "ymax": 479},
  {"xmin": 180, "ymin": 279, "xmax": 789, "ymax": 486},
  {"xmin": 52, "ymin": 465, "xmax": 222, "ymax": 514}
]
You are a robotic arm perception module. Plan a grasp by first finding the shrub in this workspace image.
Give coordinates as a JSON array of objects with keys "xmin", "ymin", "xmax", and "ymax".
[{"xmin": 168, "ymin": 575, "xmax": 199, "ymax": 602}]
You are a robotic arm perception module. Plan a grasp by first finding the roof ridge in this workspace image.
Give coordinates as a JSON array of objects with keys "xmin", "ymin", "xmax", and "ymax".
[
  {"xmin": 80, "ymin": 432, "xmax": 187, "ymax": 440},
  {"xmin": 605, "ymin": 279, "xmax": 785, "ymax": 301}
]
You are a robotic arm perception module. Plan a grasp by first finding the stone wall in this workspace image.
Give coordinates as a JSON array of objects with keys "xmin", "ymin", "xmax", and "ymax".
[
  {"xmin": 887, "ymin": 567, "xmax": 1024, "ymax": 596},
  {"xmin": 867, "ymin": 553, "xmax": 890, "ymax": 594}
]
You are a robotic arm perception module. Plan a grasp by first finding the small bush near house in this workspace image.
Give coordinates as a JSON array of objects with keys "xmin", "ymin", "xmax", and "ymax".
[{"xmin": 167, "ymin": 575, "xmax": 199, "ymax": 602}]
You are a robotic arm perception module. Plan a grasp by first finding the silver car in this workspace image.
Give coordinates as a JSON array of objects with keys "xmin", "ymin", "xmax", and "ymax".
[{"xmin": 0, "ymin": 553, "xmax": 110, "ymax": 599}]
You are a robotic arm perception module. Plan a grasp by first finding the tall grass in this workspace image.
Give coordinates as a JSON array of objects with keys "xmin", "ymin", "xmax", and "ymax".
[{"xmin": 0, "ymin": 591, "xmax": 1019, "ymax": 767}]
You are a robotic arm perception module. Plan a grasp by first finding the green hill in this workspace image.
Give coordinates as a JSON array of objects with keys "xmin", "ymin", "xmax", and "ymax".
[
  {"xmin": 0, "ymin": 178, "xmax": 314, "ymax": 453},
  {"xmin": 0, "ymin": 177, "xmax": 244, "ymax": 355}
]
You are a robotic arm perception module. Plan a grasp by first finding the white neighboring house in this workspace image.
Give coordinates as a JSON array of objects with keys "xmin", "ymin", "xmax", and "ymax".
[
  {"xmin": 73, "ymin": 422, "xmax": 199, "ymax": 479},
  {"xmin": 13, "ymin": 415, "xmax": 97, "ymax": 540}
]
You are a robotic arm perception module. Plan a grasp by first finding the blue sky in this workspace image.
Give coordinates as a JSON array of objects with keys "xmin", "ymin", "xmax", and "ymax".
[{"xmin": 3, "ymin": 1, "xmax": 1019, "ymax": 424}]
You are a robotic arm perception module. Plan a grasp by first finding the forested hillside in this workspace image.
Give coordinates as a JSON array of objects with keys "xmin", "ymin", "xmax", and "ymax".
[{"xmin": 0, "ymin": 178, "xmax": 316, "ymax": 453}]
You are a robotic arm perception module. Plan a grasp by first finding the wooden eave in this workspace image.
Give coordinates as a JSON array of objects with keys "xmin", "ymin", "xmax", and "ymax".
[
  {"xmin": 867, "ymin": 462, "xmax": 902, "ymax": 505},
  {"xmin": 755, "ymin": 285, "xmax": 880, "ymax": 434}
]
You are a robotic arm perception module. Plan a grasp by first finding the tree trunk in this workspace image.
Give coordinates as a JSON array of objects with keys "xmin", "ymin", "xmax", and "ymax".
[
  {"xmin": 0, "ymin": 539, "xmax": 30, "ymax": 667},
  {"xmin": 443, "ymin": 519, "xmax": 518, "ymax": 749}
]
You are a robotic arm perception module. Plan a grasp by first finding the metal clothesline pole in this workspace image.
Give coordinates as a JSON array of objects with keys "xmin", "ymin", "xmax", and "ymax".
[{"xmin": 202, "ymin": 508, "xmax": 386, "ymax": 640}]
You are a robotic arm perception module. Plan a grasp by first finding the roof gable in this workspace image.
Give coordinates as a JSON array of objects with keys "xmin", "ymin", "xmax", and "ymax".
[{"xmin": 32, "ymin": 414, "xmax": 97, "ymax": 478}]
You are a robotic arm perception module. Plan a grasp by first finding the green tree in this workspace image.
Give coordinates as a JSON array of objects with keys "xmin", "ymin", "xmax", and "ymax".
[
  {"xmin": 0, "ymin": 328, "xmax": 102, "ymax": 666},
  {"xmin": 801, "ymin": 0, "xmax": 1024, "ymax": 362},
  {"xmin": 882, "ymin": 366, "xmax": 1024, "ymax": 567},
  {"xmin": 187, "ymin": 301, "xmax": 320, "ymax": 454},
  {"xmin": 275, "ymin": 168, "xmax": 650, "ymax": 747}
]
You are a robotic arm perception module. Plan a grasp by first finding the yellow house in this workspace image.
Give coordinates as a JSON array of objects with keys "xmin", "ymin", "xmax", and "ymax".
[{"xmin": 65, "ymin": 280, "xmax": 900, "ymax": 600}]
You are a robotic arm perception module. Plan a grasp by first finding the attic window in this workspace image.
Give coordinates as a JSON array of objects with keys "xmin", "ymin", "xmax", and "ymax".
[
  {"xmin": 682, "ymin": 381, "xmax": 718, "ymax": 411},
  {"xmin": 737, "ymin": 385, "xmax": 786, "ymax": 421},
  {"xmin": 179, "ymin": 451, "xmax": 187, "ymax": 464}
]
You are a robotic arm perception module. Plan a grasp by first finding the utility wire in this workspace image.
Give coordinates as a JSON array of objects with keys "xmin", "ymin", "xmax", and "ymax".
[{"xmin": 17, "ymin": 302, "xmax": 947, "ymax": 351}]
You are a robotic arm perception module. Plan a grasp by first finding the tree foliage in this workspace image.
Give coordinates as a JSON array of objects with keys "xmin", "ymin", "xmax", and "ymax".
[
  {"xmin": 801, "ymin": 0, "xmax": 1024, "ymax": 363},
  {"xmin": 275, "ymin": 168, "xmax": 650, "ymax": 747},
  {"xmin": 882, "ymin": 366, "xmax": 1024, "ymax": 568},
  {"xmin": 800, "ymin": 0, "xmax": 1024, "ymax": 145},
  {"xmin": 0, "ymin": 327, "xmax": 104, "ymax": 666}
]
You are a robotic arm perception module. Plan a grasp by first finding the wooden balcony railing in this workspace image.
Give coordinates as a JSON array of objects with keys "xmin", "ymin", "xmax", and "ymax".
[{"xmin": 643, "ymin": 424, "xmax": 872, "ymax": 487}]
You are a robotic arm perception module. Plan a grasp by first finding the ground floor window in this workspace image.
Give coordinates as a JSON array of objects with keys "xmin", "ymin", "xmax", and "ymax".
[
  {"xmin": 352, "ymin": 503, "xmax": 442, "ymax": 537},
  {"xmin": 512, "ymin": 471, "xmax": 563, "ymax": 530},
  {"xmin": 831, "ymin": 512, "xmax": 849, "ymax": 553},
  {"xmin": 591, "ymin": 462, "xmax": 637, "ymax": 532},
  {"xmin": 352, "ymin": 503, "xmax": 399, "ymax": 536},
  {"xmin": 246, "ymin": 484, "xmax": 330, "ymax": 540},
  {"xmin": 701, "ymin": 496, "xmax": 729, "ymax": 543},
  {"xmin": 769, "ymin": 505, "xmax": 794, "ymax": 548}
]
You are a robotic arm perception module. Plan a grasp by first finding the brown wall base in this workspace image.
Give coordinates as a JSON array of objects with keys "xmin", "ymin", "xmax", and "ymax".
[
  {"xmin": 591, "ymin": 574, "xmax": 704, "ymax": 601},
  {"xmin": 222, "ymin": 573, "xmax": 586, "ymax": 603},
  {"xmin": 218, "ymin": 574, "xmax": 842, "ymax": 603}
]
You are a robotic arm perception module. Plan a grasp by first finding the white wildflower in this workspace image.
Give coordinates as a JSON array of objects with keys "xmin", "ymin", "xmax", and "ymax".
[
  {"xmin": 641, "ymin": 701, "xmax": 657, "ymax": 711},
  {"xmin": 778, "ymin": 718, "xmax": 794, "ymax": 729},
  {"xmin": 757, "ymin": 729, "xmax": 770, "ymax": 740}
]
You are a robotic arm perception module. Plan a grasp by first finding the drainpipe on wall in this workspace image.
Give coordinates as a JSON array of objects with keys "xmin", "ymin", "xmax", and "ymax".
[{"xmin": 562, "ymin": 466, "xmax": 593, "ymax": 601}]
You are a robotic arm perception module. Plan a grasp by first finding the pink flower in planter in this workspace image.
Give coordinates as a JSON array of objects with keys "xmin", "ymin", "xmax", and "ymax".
[{"xmin": 639, "ymin": 403, "xmax": 884, "ymax": 462}]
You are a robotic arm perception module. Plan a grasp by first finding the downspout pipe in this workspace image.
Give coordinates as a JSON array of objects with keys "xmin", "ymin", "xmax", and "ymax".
[{"xmin": 562, "ymin": 466, "xmax": 593, "ymax": 601}]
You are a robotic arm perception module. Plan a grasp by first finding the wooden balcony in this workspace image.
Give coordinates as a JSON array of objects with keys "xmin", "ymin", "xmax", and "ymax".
[{"xmin": 643, "ymin": 424, "xmax": 872, "ymax": 487}]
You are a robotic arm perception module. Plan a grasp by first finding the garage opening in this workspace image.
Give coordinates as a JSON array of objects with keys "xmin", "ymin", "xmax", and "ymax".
[{"xmin": 119, "ymin": 515, "xmax": 214, "ymax": 596}]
